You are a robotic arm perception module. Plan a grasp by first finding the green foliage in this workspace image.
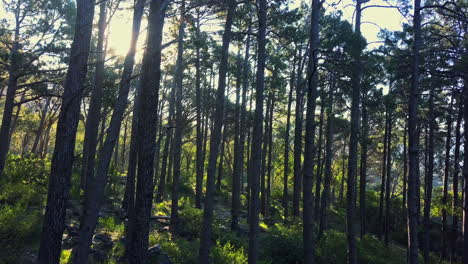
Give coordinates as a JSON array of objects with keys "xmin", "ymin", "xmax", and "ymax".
[
  {"xmin": 0, "ymin": 204, "xmax": 41, "ymax": 262},
  {"xmin": 2, "ymin": 154, "xmax": 50, "ymax": 188},
  {"xmin": 60, "ymin": 249, "xmax": 72, "ymax": 263},
  {"xmin": 210, "ymin": 241, "xmax": 247, "ymax": 264},
  {"xmin": 316, "ymin": 230, "xmax": 347, "ymax": 263},
  {"xmin": 98, "ymin": 216, "xmax": 124, "ymax": 234},
  {"xmin": 149, "ymin": 233, "xmax": 199, "ymax": 264},
  {"xmin": 177, "ymin": 200, "xmax": 203, "ymax": 239},
  {"xmin": 260, "ymin": 223, "xmax": 303, "ymax": 264}
]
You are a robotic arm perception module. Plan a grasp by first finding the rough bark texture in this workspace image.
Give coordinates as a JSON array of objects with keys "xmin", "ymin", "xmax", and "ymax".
[
  {"xmin": 346, "ymin": 0, "xmax": 362, "ymax": 262},
  {"xmin": 441, "ymin": 97, "xmax": 453, "ymax": 260},
  {"xmin": 37, "ymin": 0, "xmax": 96, "ymax": 262},
  {"xmin": 452, "ymin": 94, "xmax": 462, "ymax": 262},
  {"xmin": 80, "ymin": 0, "xmax": 107, "ymax": 190},
  {"xmin": 302, "ymin": 0, "xmax": 321, "ymax": 262},
  {"xmin": 170, "ymin": 0, "xmax": 186, "ymax": 232},
  {"xmin": 127, "ymin": 0, "xmax": 166, "ymax": 262},
  {"xmin": 198, "ymin": 1, "xmax": 236, "ymax": 262},
  {"xmin": 283, "ymin": 53, "xmax": 295, "ymax": 221},
  {"xmin": 319, "ymin": 77, "xmax": 334, "ymax": 237},
  {"xmin": 194, "ymin": 10, "xmax": 204, "ymax": 209},
  {"xmin": 407, "ymin": 0, "xmax": 422, "ymax": 262},
  {"xmin": 384, "ymin": 112, "xmax": 393, "ymax": 246},
  {"xmin": 71, "ymin": 0, "xmax": 146, "ymax": 261},
  {"xmin": 248, "ymin": 0, "xmax": 266, "ymax": 262},
  {"xmin": 231, "ymin": 28, "xmax": 251, "ymax": 230},
  {"xmin": 359, "ymin": 95, "xmax": 368, "ymax": 238}
]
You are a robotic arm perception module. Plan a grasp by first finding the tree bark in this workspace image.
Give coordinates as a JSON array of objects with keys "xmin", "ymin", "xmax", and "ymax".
[
  {"xmin": 359, "ymin": 95, "xmax": 368, "ymax": 238},
  {"xmin": 31, "ymin": 97, "xmax": 51, "ymax": 155},
  {"xmin": 198, "ymin": 1, "xmax": 236, "ymax": 262},
  {"xmin": 314, "ymin": 91, "xmax": 325, "ymax": 223},
  {"xmin": 283, "ymin": 53, "xmax": 295, "ymax": 221},
  {"xmin": 384, "ymin": 112, "xmax": 393, "ymax": 246},
  {"xmin": 247, "ymin": 0, "xmax": 266, "ymax": 262},
  {"xmin": 319, "ymin": 76, "xmax": 334, "ymax": 237},
  {"xmin": 407, "ymin": 0, "xmax": 422, "ymax": 262},
  {"xmin": 170, "ymin": 0, "xmax": 186, "ymax": 232},
  {"xmin": 452, "ymin": 93, "xmax": 462, "ymax": 262},
  {"xmin": 346, "ymin": 0, "xmax": 363, "ymax": 262},
  {"xmin": 441, "ymin": 96, "xmax": 453, "ymax": 261},
  {"xmin": 71, "ymin": 0, "xmax": 146, "ymax": 262},
  {"xmin": 80, "ymin": 0, "xmax": 108, "ymax": 190},
  {"xmin": 127, "ymin": 0, "xmax": 166, "ymax": 261},
  {"xmin": 37, "ymin": 0, "xmax": 96, "ymax": 262},
  {"xmin": 302, "ymin": 0, "xmax": 321, "ymax": 262}
]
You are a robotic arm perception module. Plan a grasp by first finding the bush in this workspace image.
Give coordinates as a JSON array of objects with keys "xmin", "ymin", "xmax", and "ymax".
[
  {"xmin": 260, "ymin": 223, "xmax": 303, "ymax": 264},
  {"xmin": 177, "ymin": 201, "xmax": 203, "ymax": 239},
  {"xmin": 0, "ymin": 204, "xmax": 40, "ymax": 262},
  {"xmin": 316, "ymin": 230, "xmax": 347, "ymax": 264},
  {"xmin": 98, "ymin": 216, "xmax": 124, "ymax": 234},
  {"xmin": 211, "ymin": 241, "xmax": 247, "ymax": 264}
]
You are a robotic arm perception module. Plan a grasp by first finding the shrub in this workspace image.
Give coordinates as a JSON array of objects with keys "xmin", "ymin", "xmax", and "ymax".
[
  {"xmin": 260, "ymin": 223, "xmax": 303, "ymax": 264},
  {"xmin": 316, "ymin": 230, "xmax": 347, "ymax": 264},
  {"xmin": 211, "ymin": 241, "xmax": 247, "ymax": 264},
  {"xmin": 98, "ymin": 216, "xmax": 124, "ymax": 234},
  {"xmin": 177, "ymin": 202, "xmax": 203, "ymax": 239},
  {"xmin": 0, "ymin": 204, "xmax": 40, "ymax": 262}
]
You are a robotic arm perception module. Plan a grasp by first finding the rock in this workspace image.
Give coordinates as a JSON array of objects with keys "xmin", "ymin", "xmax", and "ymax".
[{"xmin": 147, "ymin": 244, "xmax": 172, "ymax": 264}]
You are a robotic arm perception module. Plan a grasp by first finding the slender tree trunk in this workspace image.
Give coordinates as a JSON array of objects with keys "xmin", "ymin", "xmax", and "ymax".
[
  {"xmin": 384, "ymin": 112, "xmax": 393, "ymax": 246},
  {"xmin": 441, "ymin": 97, "xmax": 454, "ymax": 261},
  {"xmin": 408, "ymin": 1, "xmax": 422, "ymax": 262},
  {"xmin": 346, "ymin": 1, "xmax": 363, "ymax": 262},
  {"xmin": 0, "ymin": 16, "xmax": 20, "ymax": 176},
  {"xmin": 170, "ymin": 0, "xmax": 186, "ymax": 232},
  {"xmin": 128, "ymin": 0, "xmax": 166, "ymax": 261},
  {"xmin": 462, "ymin": 76, "xmax": 468, "ymax": 264},
  {"xmin": 71, "ymin": 1, "xmax": 146, "ymax": 262},
  {"xmin": 292, "ymin": 49, "xmax": 304, "ymax": 218},
  {"xmin": 283, "ymin": 54, "xmax": 295, "ymax": 221},
  {"xmin": 314, "ymin": 91, "xmax": 325, "ymax": 222},
  {"xmin": 198, "ymin": 1, "xmax": 236, "ymax": 262},
  {"xmin": 194, "ymin": 10, "xmax": 204, "ymax": 210},
  {"xmin": 319, "ymin": 76, "xmax": 334, "ymax": 237},
  {"xmin": 452, "ymin": 93, "xmax": 462, "ymax": 262},
  {"xmin": 248, "ymin": 0, "xmax": 266, "ymax": 262},
  {"xmin": 261, "ymin": 93, "xmax": 271, "ymax": 216},
  {"xmin": 303, "ymin": 0, "xmax": 321, "ymax": 262},
  {"xmin": 37, "ymin": 0, "xmax": 96, "ymax": 262},
  {"xmin": 339, "ymin": 140, "xmax": 346, "ymax": 201},
  {"xmin": 80, "ymin": 0, "xmax": 108, "ymax": 190},
  {"xmin": 402, "ymin": 119, "xmax": 408, "ymax": 213},
  {"xmin": 378, "ymin": 111, "xmax": 389, "ymax": 239},
  {"xmin": 232, "ymin": 27, "xmax": 251, "ymax": 229},
  {"xmin": 266, "ymin": 93, "xmax": 275, "ymax": 218},
  {"xmin": 359, "ymin": 95, "xmax": 368, "ymax": 238}
]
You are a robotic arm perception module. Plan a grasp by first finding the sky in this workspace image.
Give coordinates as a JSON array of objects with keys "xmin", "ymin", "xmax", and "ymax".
[
  {"xmin": 0, "ymin": 0, "xmax": 407, "ymax": 58},
  {"xmin": 106, "ymin": 0, "xmax": 407, "ymax": 56}
]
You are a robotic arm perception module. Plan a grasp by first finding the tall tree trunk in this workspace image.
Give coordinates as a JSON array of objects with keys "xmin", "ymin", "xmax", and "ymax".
[
  {"xmin": 402, "ymin": 119, "xmax": 408, "ymax": 214},
  {"xmin": 359, "ymin": 95, "xmax": 368, "ymax": 237},
  {"xmin": 71, "ymin": 0, "xmax": 146, "ymax": 262},
  {"xmin": 80, "ymin": 0, "xmax": 108, "ymax": 190},
  {"xmin": 292, "ymin": 49, "xmax": 304, "ymax": 218},
  {"xmin": 194, "ymin": 10, "xmax": 204, "ymax": 209},
  {"xmin": 266, "ymin": 93, "xmax": 274, "ymax": 218},
  {"xmin": 248, "ymin": 0, "xmax": 266, "ymax": 262},
  {"xmin": 314, "ymin": 91, "xmax": 325, "ymax": 222},
  {"xmin": 231, "ymin": 27, "xmax": 251, "ymax": 229},
  {"xmin": 462, "ymin": 76, "xmax": 468, "ymax": 264},
  {"xmin": 0, "ymin": 14, "xmax": 20, "ymax": 176},
  {"xmin": 302, "ymin": 0, "xmax": 321, "ymax": 262},
  {"xmin": 442, "ymin": 96, "xmax": 454, "ymax": 261},
  {"xmin": 408, "ymin": 0, "xmax": 422, "ymax": 262},
  {"xmin": 36, "ymin": 0, "xmax": 96, "ymax": 262},
  {"xmin": 378, "ymin": 111, "xmax": 389, "ymax": 239},
  {"xmin": 198, "ymin": 1, "xmax": 236, "ymax": 262},
  {"xmin": 261, "ymin": 93, "xmax": 271, "ymax": 216},
  {"xmin": 170, "ymin": 0, "xmax": 186, "ymax": 232},
  {"xmin": 384, "ymin": 112, "xmax": 393, "ymax": 246},
  {"xmin": 128, "ymin": 0, "xmax": 166, "ymax": 261},
  {"xmin": 319, "ymin": 76, "xmax": 334, "ymax": 237},
  {"xmin": 346, "ymin": 0, "xmax": 363, "ymax": 262},
  {"xmin": 283, "ymin": 54, "xmax": 295, "ymax": 221},
  {"xmin": 452, "ymin": 93, "xmax": 462, "ymax": 262}
]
